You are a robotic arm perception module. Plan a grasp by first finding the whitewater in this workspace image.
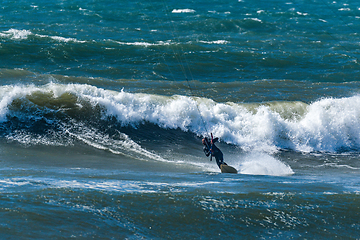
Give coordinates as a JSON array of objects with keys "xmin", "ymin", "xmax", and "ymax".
[{"xmin": 2, "ymin": 82, "xmax": 360, "ymax": 154}]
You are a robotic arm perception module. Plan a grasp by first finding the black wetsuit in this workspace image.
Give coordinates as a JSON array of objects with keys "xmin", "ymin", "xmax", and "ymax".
[{"xmin": 203, "ymin": 141, "xmax": 224, "ymax": 169}]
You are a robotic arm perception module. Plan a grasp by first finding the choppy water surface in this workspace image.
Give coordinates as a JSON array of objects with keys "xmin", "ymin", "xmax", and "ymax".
[{"xmin": 0, "ymin": 0, "xmax": 359, "ymax": 239}]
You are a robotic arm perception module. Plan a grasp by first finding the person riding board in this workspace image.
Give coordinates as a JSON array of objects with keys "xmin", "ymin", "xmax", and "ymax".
[{"xmin": 202, "ymin": 134, "xmax": 227, "ymax": 169}]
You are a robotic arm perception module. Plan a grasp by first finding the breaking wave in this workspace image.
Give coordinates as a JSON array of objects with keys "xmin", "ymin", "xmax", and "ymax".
[{"xmin": 1, "ymin": 82, "xmax": 360, "ymax": 154}]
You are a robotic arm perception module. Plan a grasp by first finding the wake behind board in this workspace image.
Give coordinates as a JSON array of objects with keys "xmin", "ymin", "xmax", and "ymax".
[{"xmin": 220, "ymin": 164, "xmax": 238, "ymax": 174}]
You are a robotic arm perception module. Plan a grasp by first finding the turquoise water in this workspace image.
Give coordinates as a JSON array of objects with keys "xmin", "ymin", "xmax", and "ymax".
[{"xmin": 0, "ymin": 0, "xmax": 360, "ymax": 239}]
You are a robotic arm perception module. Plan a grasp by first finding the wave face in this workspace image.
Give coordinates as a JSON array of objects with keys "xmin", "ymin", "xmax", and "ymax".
[{"xmin": 1, "ymin": 83, "xmax": 360, "ymax": 155}]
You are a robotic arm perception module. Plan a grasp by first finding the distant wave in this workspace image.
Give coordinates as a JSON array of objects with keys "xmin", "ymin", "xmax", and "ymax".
[
  {"xmin": 112, "ymin": 40, "xmax": 173, "ymax": 47},
  {"xmin": 0, "ymin": 28, "xmax": 230, "ymax": 48},
  {"xmin": 1, "ymin": 83, "xmax": 360, "ymax": 154},
  {"xmin": 0, "ymin": 29, "xmax": 32, "ymax": 40},
  {"xmin": 0, "ymin": 28, "xmax": 86, "ymax": 43},
  {"xmin": 198, "ymin": 40, "xmax": 228, "ymax": 44}
]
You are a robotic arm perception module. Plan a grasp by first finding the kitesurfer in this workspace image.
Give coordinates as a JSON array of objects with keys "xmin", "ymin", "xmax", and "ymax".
[{"xmin": 202, "ymin": 136, "xmax": 226, "ymax": 169}]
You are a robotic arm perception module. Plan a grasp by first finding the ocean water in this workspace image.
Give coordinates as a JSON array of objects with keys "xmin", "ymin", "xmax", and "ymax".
[{"xmin": 1, "ymin": 0, "xmax": 360, "ymax": 239}]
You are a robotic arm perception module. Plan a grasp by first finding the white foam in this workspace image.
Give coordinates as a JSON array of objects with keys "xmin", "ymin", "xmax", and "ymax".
[
  {"xmin": 114, "ymin": 40, "xmax": 172, "ymax": 47},
  {"xmin": 296, "ymin": 11, "xmax": 309, "ymax": 16},
  {"xmin": 199, "ymin": 40, "xmax": 228, "ymax": 44},
  {"xmin": 245, "ymin": 18, "xmax": 262, "ymax": 22},
  {"xmin": 0, "ymin": 28, "xmax": 86, "ymax": 43},
  {"xmin": 48, "ymin": 35, "xmax": 86, "ymax": 43},
  {"xmin": 172, "ymin": 9, "xmax": 196, "ymax": 13},
  {"xmin": 0, "ymin": 179, "xmax": 31, "ymax": 186},
  {"xmin": 1, "ymin": 29, "xmax": 32, "ymax": 40},
  {"xmin": 291, "ymin": 96, "xmax": 360, "ymax": 152}
]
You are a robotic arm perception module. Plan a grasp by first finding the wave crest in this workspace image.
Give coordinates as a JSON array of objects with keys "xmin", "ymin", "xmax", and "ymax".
[{"xmin": 1, "ymin": 83, "xmax": 360, "ymax": 154}]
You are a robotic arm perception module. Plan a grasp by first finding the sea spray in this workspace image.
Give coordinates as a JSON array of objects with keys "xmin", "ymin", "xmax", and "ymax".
[{"xmin": 239, "ymin": 152, "xmax": 294, "ymax": 176}]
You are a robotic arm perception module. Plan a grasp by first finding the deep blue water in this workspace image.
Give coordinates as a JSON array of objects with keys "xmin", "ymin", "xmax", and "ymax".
[{"xmin": 0, "ymin": 0, "xmax": 359, "ymax": 239}]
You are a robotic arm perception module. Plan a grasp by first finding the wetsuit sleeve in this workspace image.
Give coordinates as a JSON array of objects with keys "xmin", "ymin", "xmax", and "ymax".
[{"xmin": 203, "ymin": 146, "xmax": 211, "ymax": 157}]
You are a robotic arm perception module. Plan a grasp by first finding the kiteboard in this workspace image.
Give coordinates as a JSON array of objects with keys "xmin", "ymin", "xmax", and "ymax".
[{"xmin": 220, "ymin": 164, "xmax": 238, "ymax": 174}]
